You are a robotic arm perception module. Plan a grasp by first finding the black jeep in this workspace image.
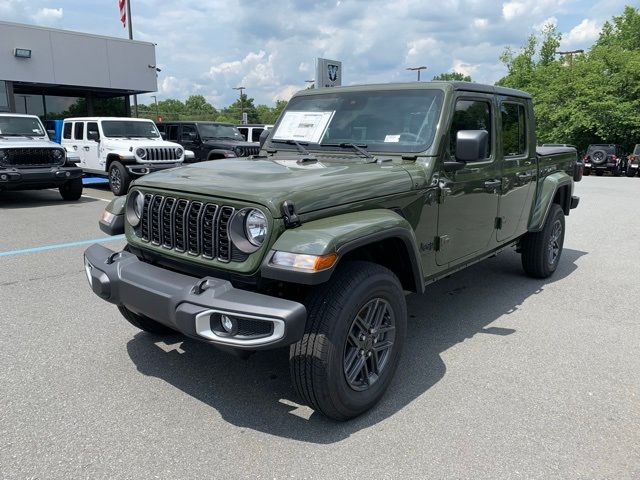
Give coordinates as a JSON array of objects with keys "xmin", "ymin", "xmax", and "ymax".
[
  {"xmin": 626, "ymin": 144, "xmax": 640, "ymax": 177},
  {"xmin": 583, "ymin": 144, "xmax": 626, "ymax": 176},
  {"xmin": 156, "ymin": 121, "xmax": 260, "ymax": 163}
]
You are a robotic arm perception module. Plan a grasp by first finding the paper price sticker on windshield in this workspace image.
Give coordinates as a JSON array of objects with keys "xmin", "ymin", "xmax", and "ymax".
[{"xmin": 273, "ymin": 111, "xmax": 334, "ymax": 144}]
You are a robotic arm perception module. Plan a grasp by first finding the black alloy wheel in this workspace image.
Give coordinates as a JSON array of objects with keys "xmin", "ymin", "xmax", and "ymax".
[{"xmin": 343, "ymin": 298, "xmax": 396, "ymax": 391}]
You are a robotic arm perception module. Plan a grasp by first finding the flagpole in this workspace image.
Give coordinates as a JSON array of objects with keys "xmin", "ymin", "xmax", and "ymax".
[{"xmin": 126, "ymin": 0, "xmax": 138, "ymax": 118}]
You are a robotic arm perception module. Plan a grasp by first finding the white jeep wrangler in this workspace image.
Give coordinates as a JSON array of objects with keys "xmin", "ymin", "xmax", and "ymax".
[
  {"xmin": 0, "ymin": 113, "xmax": 83, "ymax": 200},
  {"xmin": 61, "ymin": 117, "xmax": 193, "ymax": 196}
]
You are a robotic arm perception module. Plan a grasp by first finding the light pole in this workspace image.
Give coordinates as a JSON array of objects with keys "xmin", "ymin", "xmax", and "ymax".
[
  {"xmin": 233, "ymin": 86, "xmax": 246, "ymax": 124},
  {"xmin": 151, "ymin": 95, "xmax": 159, "ymax": 120},
  {"xmin": 555, "ymin": 49, "xmax": 584, "ymax": 66},
  {"xmin": 406, "ymin": 66, "xmax": 427, "ymax": 81},
  {"xmin": 125, "ymin": 0, "xmax": 138, "ymax": 117}
]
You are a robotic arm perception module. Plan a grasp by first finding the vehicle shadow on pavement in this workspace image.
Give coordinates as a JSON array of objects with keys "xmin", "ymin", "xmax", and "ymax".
[
  {"xmin": 126, "ymin": 247, "xmax": 586, "ymax": 443},
  {"xmin": 0, "ymin": 190, "xmax": 98, "ymax": 208}
]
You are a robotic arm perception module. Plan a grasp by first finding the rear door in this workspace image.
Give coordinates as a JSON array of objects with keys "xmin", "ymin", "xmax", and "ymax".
[
  {"xmin": 436, "ymin": 95, "xmax": 500, "ymax": 266},
  {"xmin": 497, "ymin": 99, "xmax": 535, "ymax": 241}
]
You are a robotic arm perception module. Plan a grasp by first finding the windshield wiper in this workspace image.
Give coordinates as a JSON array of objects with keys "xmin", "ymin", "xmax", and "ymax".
[
  {"xmin": 324, "ymin": 143, "xmax": 373, "ymax": 159},
  {"xmin": 271, "ymin": 139, "xmax": 310, "ymax": 155}
]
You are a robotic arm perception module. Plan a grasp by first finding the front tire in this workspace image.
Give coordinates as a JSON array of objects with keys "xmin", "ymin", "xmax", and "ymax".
[
  {"xmin": 521, "ymin": 204, "xmax": 565, "ymax": 279},
  {"xmin": 118, "ymin": 305, "xmax": 176, "ymax": 334},
  {"xmin": 290, "ymin": 261, "xmax": 407, "ymax": 421},
  {"xmin": 108, "ymin": 161, "xmax": 131, "ymax": 196},
  {"xmin": 59, "ymin": 177, "xmax": 83, "ymax": 200}
]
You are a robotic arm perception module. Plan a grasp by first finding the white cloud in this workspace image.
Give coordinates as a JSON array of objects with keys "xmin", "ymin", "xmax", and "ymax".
[
  {"xmin": 452, "ymin": 59, "xmax": 479, "ymax": 77},
  {"xmin": 503, "ymin": 0, "xmax": 567, "ymax": 21},
  {"xmin": 562, "ymin": 18, "xmax": 601, "ymax": 48},
  {"xmin": 473, "ymin": 18, "xmax": 489, "ymax": 28},
  {"xmin": 31, "ymin": 7, "xmax": 63, "ymax": 24}
]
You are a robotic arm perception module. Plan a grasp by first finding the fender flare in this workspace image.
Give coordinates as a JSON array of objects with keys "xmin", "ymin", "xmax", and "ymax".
[
  {"xmin": 206, "ymin": 148, "xmax": 234, "ymax": 160},
  {"xmin": 528, "ymin": 171, "xmax": 573, "ymax": 232},
  {"xmin": 98, "ymin": 196, "xmax": 126, "ymax": 235},
  {"xmin": 261, "ymin": 209, "xmax": 424, "ymax": 292}
]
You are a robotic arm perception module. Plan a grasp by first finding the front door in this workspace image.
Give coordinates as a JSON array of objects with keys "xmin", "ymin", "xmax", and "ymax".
[
  {"xmin": 436, "ymin": 96, "xmax": 500, "ymax": 266},
  {"xmin": 497, "ymin": 99, "xmax": 535, "ymax": 241},
  {"xmin": 179, "ymin": 124, "xmax": 201, "ymax": 160},
  {"xmin": 83, "ymin": 121, "xmax": 102, "ymax": 171}
]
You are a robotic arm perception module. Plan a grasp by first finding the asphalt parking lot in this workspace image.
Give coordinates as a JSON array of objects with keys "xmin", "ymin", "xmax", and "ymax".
[{"xmin": 1, "ymin": 176, "xmax": 639, "ymax": 479}]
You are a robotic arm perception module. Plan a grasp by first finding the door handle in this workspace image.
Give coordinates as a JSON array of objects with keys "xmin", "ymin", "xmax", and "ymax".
[
  {"xmin": 516, "ymin": 172, "xmax": 532, "ymax": 181},
  {"xmin": 484, "ymin": 179, "xmax": 501, "ymax": 192},
  {"xmin": 83, "ymin": 146, "xmax": 90, "ymax": 151},
  {"xmin": 72, "ymin": 145, "xmax": 78, "ymax": 150}
]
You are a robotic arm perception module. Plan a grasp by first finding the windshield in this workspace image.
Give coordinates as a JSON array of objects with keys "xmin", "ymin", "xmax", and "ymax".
[
  {"xmin": 0, "ymin": 116, "xmax": 45, "ymax": 136},
  {"xmin": 270, "ymin": 89, "xmax": 444, "ymax": 153},
  {"xmin": 197, "ymin": 124, "xmax": 244, "ymax": 140},
  {"xmin": 634, "ymin": 145, "xmax": 640, "ymax": 155},
  {"xmin": 102, "ymin": 120, "xmax": 160, "ymax": 138}
]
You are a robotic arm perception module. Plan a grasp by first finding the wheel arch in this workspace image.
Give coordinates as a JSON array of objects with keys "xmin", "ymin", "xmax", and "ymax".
[
  {"xmin": 261, "ymin": 209, "xmax": 424, "ymax": 293},
  {"xmin": 528, "ymin": 172, "xmax": 573, "ymax": 232}
]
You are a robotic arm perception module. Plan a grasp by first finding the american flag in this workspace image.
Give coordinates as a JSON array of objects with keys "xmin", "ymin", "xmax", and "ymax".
[{"xmin": 118, "ymin": 0, "xmax": 126, "ymax": 28}]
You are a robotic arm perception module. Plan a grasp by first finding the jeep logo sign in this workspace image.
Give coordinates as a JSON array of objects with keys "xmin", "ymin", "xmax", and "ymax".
[{"xmin": 316, "ymin": 58, "xmax": 342, "ymax": 88}]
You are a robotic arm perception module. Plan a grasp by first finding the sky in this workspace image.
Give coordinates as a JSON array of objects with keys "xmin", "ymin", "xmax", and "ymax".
[{"xmin": 1, "ymin": 0, "xmax": 637, "ymax": 108}]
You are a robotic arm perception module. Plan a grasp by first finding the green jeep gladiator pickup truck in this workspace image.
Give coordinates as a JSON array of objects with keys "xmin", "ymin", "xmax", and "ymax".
[{"xmin": 84, "ymin": 82, "xmax": 581, "ymax": 420}]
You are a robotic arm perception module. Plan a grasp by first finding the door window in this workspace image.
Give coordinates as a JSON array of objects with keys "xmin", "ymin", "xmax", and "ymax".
[
  {"xmin": 63, "ymin": 122, "xmax": 72, "ymax": 139},
  {"xmin": 501, "ymin": 103, "xmax": 527, "ymax": 156},
  {"xmin": 166, "ymin": 125, "xmax": 179, "ymax": 141},
  {"xmin": 73, "ymin": 122, "xmax": 84, "ymax": 140},
  {"xmin": 87, "ymin": 122, "xmax": 99, "ymax": 140},
  {"xmin": 450, "ymin": 99, "xmax": 492, "ymax": 159},
  {"xmin": 182, "ymin": 124, "xmax": 197, "ymax": 140},
  {"xmin": 251, "ymin": 128, "xmax": 264, "ymax": 142}
]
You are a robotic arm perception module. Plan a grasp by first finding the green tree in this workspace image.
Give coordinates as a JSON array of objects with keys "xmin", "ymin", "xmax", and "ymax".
[
  {"xmin": 219, "ymin": 93, "xmax": 259, "ymax": 124},
  {"xmin": 432, "ymin": 71, "xmax": 472, "ymax": 82},
  {"xmin": 184, "ymin": 95, "xmax": 217, "ymax": 117}
]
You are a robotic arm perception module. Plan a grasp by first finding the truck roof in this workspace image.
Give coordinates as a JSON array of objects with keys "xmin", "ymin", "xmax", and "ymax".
[
  {"xmin": 0, "ymin": 112, "xmax": 41, "ymax": 119},
  {"xmin": 63, "ymin": 117, "xmax": 155, "ymax": 122},
  {"xmin": 294, "ymin": 81, "xmax": 531, "ymax": 100},
  {"xmin": 157, "ymin": 121, "xmax": 234, "ymax": 126}
]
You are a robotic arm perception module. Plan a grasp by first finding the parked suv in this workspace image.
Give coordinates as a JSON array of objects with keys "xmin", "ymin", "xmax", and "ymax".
[
  {"xmin": 626, "ymin": 144, "xmax": 640, "ymax": 177},
  {"xmin": 62, "ymin": 117, "xmax": 192, "ymax": 196},
  {"xmin": 0, "ymin": 113, "xmax": 83, "ymax": 200},
  {"xmin": 86, "ymin": 82, "xmax": 580, "ymax": 420},
  {"xmin": 237, "ymin": 124, "xmax": 273, "ymax": 143},
  {"xmin": 157, "ymin": 121, "xmax": 260, "ymax": 163},
  {"xmin": 583, "ymin": 144, "xmax": 626, "ymax": 176}
]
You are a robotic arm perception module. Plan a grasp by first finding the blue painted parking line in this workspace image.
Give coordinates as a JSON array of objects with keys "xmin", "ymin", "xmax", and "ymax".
[
  {"xmin": 83, "ymin": 177, "xmax": 109, "ymax": 185},
  {"xmin": 0, "ymin": 235, "xmax": 125, "ymax": 257}
]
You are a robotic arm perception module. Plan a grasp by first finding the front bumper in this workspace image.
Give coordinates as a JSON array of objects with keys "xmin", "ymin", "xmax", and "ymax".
[
  {"xmin": 126, "ymin": 162, "xmax": 182, "ymax": 176},
  {"xmin": 0, "ymin": 165, "xmax": 82, "ymax": 190},
  {"xmin": 84, "ymin": 244, "xmax": 306, "ymax": 350}
]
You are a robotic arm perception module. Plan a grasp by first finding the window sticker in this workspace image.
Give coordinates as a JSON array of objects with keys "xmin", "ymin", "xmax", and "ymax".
[
  {"xmin": 273, "ymin": 111, "xmax": 335, "ymax": 144},
  {"xmin": 384, "ymin": 134, "xmax": 401, "ymax": 143}
]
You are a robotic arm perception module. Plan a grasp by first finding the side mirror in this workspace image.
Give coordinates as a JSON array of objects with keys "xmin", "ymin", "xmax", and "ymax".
[
  {"xmin": 160, "ymin": 132, "xmax": 166, "ymax": 140},
  {"xmin": 455, "ymin": 130, "xmax": 489, "ymax": 162},
  {"xmin": 259, "ymin": 128, "xmax": 270, "ymax": 149},
  {"xmin": 46, "ymin": 129, "xmax": 56, "ymax": 140},
  {"xmin": 87, "ymin": 130, "xmax": 100, "ymax": 142}
]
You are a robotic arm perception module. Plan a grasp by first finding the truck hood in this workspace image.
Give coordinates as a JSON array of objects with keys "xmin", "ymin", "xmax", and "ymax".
[
  {"xmin": 134, "ymin": 157, "xmax": 414, "ymax": 217},
  {"xmin": 101, "ymin": 137, "xmax": 182, "ymax": 149},
  {"xmin": 0, "ymin": 135, "xmax": 58, "ymax": 149},
  {"xmin": 203, "ymin": 139, "xmax": 258, "ymax": 148}
]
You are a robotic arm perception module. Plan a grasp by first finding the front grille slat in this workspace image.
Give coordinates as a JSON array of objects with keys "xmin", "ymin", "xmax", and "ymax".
[
  {"xmin": 2, "ymin": 148, "xmax": 64, "ymax": 167},
  {"xmin": 136, "ymin": 193, "xmax": 253, "ymax": 264},
  {"xmin": 142, "ymin": 147, "xmax": 178, "ymax": 162}
]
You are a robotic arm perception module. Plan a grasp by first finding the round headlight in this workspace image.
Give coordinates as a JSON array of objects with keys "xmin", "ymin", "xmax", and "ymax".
[
  {"xmin": 52, "ymin": 149, "xmax": 64, "ymax": 160},
  {"xmin": 175, "ymin": 147, "xmax": 183, "ymax": 157},
  {"xmin": 135, "ymin": 147, "xmax": 147, "ymax": 159},
  {"xmin": 245, "ymin": 209, "xmax": 267, "ymax": 246},
  {"xmin": 126, "ymin": 191, "xmax": 145, "ymax": 227}
]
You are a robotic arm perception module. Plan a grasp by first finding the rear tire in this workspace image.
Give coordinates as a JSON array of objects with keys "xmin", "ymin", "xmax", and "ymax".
[
  {"xmin": 521, "ymin": 204, "xmax": 565, "ymax": 279},
  {"xmin": 109, "ymin": 161, "xmax": 131, "ymax": 196},
  {"xmin": 289, "ymin": 261, "xmax": 406, "ymax": 421},
  {"xmin": 59, "ymin": 177, "xmax": 83, "ymax": 200},
  {"xmin": 118, "ymin": 305, "xmax": 176, "ymax": 334}
]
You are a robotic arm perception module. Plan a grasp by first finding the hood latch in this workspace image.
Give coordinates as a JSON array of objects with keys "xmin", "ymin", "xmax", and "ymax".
[{"xmin": 282, "ymin": 200, "xmax": 301, "ymax": 228}]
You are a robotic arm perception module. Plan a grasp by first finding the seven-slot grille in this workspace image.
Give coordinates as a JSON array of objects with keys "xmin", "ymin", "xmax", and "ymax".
[
  {"xmin": 141, "ymin": 147, "xmax": 181, "ymax": 161},
  {"xmin": 237, "ymin": 146, "xmax": 260, "ymax": 157},
  {"xmin": 137, "ymin": 193, "xmax": 241, "ymax": 263},
  {"xmin": 1, "ymin": 148, "xmax": 64, "ymax": 167}
]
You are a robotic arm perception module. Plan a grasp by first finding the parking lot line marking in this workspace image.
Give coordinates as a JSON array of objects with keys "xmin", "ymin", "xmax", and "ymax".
[
  {"xmin": 0, "ymin": 235, "xmax": 125, "ymax": 257},
  {"xmin": 81, "ymin": 194, "xmax": 111, "ymax": 202}
]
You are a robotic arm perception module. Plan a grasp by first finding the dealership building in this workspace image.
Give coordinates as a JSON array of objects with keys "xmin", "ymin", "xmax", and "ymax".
[{"xmin": 0, "ymin": 21, "xmax": 157, "ymax": 119}]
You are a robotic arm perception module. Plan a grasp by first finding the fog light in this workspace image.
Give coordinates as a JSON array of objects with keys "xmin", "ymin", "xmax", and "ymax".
[
  {"xmin": 220, "ymin": 314, "xmax": 238, "ymax": 335},
  {"xmin": 0, "ymin": 174, "xmax": 7, "ymax": 181},
  {"xmin": 65, "ymin": 171, "xmax": 71, "ymax": 177}
]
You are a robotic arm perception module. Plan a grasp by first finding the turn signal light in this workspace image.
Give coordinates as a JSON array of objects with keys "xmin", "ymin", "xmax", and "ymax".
[{"xmin": 270, "ymin": 251, "xmax": 338, "ymax": 271}]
